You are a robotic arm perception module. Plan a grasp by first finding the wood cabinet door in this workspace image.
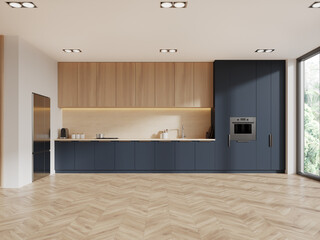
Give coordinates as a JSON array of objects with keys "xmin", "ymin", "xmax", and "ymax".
[
  {"xmin": 78, "ymin": 63, "xmax": 97, "ymax": 107},
  {"xmin": 58, "ymin": 62, "xmax": 78, "ymax": 107},
  {"xmin": 97, "ymin": 63, "xmax": 116, "ymax": 107},
  {"xmin": 155, "ymin": 62, "xmax": 175, "ymax": 107},
  {"xmin": 194, "ymin": 62, "xmax": 213, "ymax": 107},
  {"xmin": 175, "ymin": 62, "xmax": 194, "ymax": 107},
  {"xmin": 116, "ymin": 63, "xmax": 136, "ymax": 107},
  {"xmin": 136, "ymin": 62, "xmax": 155, "ymax": 107}
]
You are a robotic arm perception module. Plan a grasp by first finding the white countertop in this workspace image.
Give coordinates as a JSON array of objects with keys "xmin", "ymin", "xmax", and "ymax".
[{"xmin": 55, "ymin": 138, "xmax": 215, "ymax": 142}]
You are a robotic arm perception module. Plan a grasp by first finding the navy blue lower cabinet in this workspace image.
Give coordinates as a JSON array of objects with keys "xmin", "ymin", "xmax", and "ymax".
[
  {"xmin": 229, "ymin": 141, "xmax": 257, "ymax": 170},
  {"xmin": 195, "ymin": 142, "xmax": 215, "ymax": 170},
  {"xmin": 44, "ymin": 151, "xmax": 50, "ymax": 173},
  {"xmin": 175, "ymin": 142, "xmax": 195, "ymax": 170},
  {"xmin": 55, "ymin": 141, "xmax": 75, "ymax": 171},
  {"xmin": 155, "ymin": 142, "xmax": 175, "ymax": 171},
  {"xmin": 94, "ymin": 142, "xmax": 115, "ymax": 170},
  {"xmin": 135, "ymin": 142, "xmax": 155, "ymax": 171},
  {"xmin": 33, "ymin": 152, "xmax": 45, "ymax": 173},
  {"xmin": 75, "ymin": 142, "xmax": 95, "ymax": 170},
  {"xmin": 115, "ymin": 142, "xmax": 135, "ymax": 170}
]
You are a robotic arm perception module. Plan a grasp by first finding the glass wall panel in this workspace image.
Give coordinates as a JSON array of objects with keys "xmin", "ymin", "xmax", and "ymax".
[{"xmin": 303, "ymin": 53, "xmax": 320, "ymax": 176}]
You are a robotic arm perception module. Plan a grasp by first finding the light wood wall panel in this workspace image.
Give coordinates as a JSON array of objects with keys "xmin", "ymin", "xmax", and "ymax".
[
  {"xmin": 116, "ymin": 63, "xmax": 136, "ymax": 107},
  {"xmin": 175, "ymin": 62, "xmax": 194, "ymax": 107},
  {"xmin": 0, "ymin": 35, "xmax": 3, "ymax": 187},
  {"xmin": 78, "ymin": 63, "xmax": 97, "ymax": 107},
  {"xmin": 194, "ymin": 62, "xmax": 213, "ymax": 107},
  {"xmin": 155, "ymin": 62, "xmax": 175, "ymax": 107},
  {"xmin": 63, "ymin": 108, "xmax": 211, "ymax": 139},
  {"xmin": 58, "ymin": 62, "xmax": 78, "ymax": 107},
  {"xmin": 136, "ymin": 62, "xmax": 155, "ymax": 107},
  {"xmin": 97, "ymin": 63, "xmax": 116, "ymax": 107}
]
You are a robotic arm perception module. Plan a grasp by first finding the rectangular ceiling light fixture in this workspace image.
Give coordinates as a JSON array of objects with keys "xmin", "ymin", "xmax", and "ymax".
[
  {"xmin": 309, "ymin": 2, "xmax": 320, "ymax": 8},
  {"xmin": 6, "ymin": 2, "xmax": 37, "ymax": 8},
  {"xmin": 160, "ymin": 49, "xmax": 177, "ymax": 53},
  {"xmin": 255, "ymin": 49, "xmax": 275, "ymax": 53},
  {"xmin": 160, "ymin": 2, "xmax": 187, "ymax": 8},
  {"xmin": 63, "ymin": 49, "xmax": 82, "ymax": 53}
]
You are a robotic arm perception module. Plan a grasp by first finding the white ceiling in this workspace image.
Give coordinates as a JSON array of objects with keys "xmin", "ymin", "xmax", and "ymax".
[{"xmin": 0, "ymin": 0, "xmax": 319, "ymax": 61}]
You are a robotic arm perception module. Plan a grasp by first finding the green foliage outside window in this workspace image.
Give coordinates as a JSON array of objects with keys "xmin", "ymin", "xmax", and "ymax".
[{"xmin": 304, "ymin": 54, "xmax": 320, "ymax": 176}]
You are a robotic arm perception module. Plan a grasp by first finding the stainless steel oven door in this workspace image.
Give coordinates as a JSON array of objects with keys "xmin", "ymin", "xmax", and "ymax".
[{"xmin": 230, "ymin": 117, "xmax": 256, "ymax": 142}]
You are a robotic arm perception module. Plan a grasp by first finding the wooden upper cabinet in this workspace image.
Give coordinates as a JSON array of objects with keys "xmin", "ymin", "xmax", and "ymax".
[
  {"xmin": 97, "ymin": 63, "xmax": 116, "ymax": 107},
  {"xmin": 175, "ymin": 62, "xmax": 194, "ymax": 107},
  {"xmin": 155, "ymin": 62, "xmax": 175, "ymax": 107},
  {"xmin": 78, "ymin": 63, "xmax": 97, "ymax": 107},
  {"xmin": 58, "ymin": 62, "xmax": 78, "ymax": 107},
  {"xmin": 136, "ymin": 63, "xmax": 155, "ymax": 107},
  {"xmin": 194, "ymin": 62, "xmax": 213, "ymax": 108},
  {"xmin": 116, "ymin": 63, "xmax": 136, "ymax": 107}
]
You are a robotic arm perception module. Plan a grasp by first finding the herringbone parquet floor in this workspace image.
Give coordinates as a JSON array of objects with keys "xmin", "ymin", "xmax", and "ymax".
[{"xmin": 0, "ymin": 173, "xmax": 320, "ymax": 240}]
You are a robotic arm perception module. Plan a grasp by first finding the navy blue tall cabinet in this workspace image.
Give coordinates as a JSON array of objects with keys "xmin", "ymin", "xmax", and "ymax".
[{"xmin": 214, "ymin": 60, "xmax": 285, "ymax": 172}]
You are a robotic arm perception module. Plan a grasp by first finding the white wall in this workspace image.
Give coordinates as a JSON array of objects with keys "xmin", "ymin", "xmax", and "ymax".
[
  {"xmin": 2, "ymin": 36, "xmax": 61, "ymax": 188},
  {"xmin": 2, "ymin": 36, "xmax": 20, "ymax": 188},
  {"xmin": 286, "ymin": 60, "xmax": 297, "ymax": 174}
]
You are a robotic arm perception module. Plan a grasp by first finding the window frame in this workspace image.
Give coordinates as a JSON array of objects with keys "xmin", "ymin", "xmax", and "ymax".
[{"xmin": 297, "ymin": 46, "xmax": 320, "ymax": 181}]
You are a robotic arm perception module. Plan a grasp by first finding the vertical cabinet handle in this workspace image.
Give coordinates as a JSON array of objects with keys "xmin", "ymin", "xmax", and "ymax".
[
  {"xmin": 269, "ymin": 134, "xmax": 272, "ymax": 147},
  {"xmin": 228, "ymin": 134, "xmax": 231, "ymax": 147}
]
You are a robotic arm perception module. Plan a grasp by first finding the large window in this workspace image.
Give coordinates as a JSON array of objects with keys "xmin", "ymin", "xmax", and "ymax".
[{"xmin": 298, "ymin": 47, "xmax": 320, "ymax": 178}]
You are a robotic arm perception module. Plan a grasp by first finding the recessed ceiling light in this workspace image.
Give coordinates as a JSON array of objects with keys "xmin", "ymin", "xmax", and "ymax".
[
  {"xmin": 7, "ymin": 2, "xmax": 37, "ymax": 8},
  {"xmin": 173, "ymin": 2, "xmax": 186, "ymax": 8},
  {"xmin": 160, "ymin": 1, "xmax": 187, "ymax": 8},
  {"xmin": 264, "ymin": 49, "xmax": 274, "ymax": 53},
  {"xmin": 310, "ymin": 2, "xmax": 320, "ymax": 8},
  {"xmin": 160, "ymin": 2, "xmax": 173, "ymax": 8},
  {"xmin": 63, "ymin": 49, "xmax": 82, "ymax": 53},
  {"xmin": 160, "ymin": 49, "xmax": 177, "ymax": 53},
  {"xmin": 255, "ymin": 49, "xmax": 275, "ymax": 53},
  {"xmin": 7, "ymin": 2, "xmax": 22, "ymax": 8},
  {"xmin": 22, "ymin": 2, "xmax": 36, "ymax": 8}
]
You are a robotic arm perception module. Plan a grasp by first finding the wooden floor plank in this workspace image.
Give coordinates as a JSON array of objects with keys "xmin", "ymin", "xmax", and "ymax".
[{"xmin": 0, "ymin": 173, "xmax": 319, "ymax": 239}]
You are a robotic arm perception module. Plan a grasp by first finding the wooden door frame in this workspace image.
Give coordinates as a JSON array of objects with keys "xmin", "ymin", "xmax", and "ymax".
[{"xmin": 0, "ymin": 35, "xmax": 4, "ymax": 187}]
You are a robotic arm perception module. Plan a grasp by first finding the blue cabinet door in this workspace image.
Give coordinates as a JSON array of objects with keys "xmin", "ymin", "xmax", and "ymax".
[
  {"xmin": 257, "ymin": 61, "xmax": 272, "ymax": 170},
  {"xmin": 94, "ymin": 142, "xmax": 115, "ymax": 170},
  {"xmin": 271, "ymin": 61, "xmax": 285, "ymax": 171},
  {"xmin": 75, "ymin": 142, "xmax": 94, "ymax": 170},
  {"xmin": 135, "ymin": 142, "xmax": 155, "ymax": 170},
  {"xmin": 227, "ymin": 61, "xmax": 257, "ymax": 171},
  {"xmin": 228, "ymin": 61, "xmax": 257, "ymax": 117},
  {"xmin": 214, "ymin": 61, "xmax": 230, "ymax": 170},
  {"xmin": 33, "ymin": 152, "xmax": 45, "ymax": 173},
  {"xmin": 195, "ymin": 142, "xmax": 215, "ymax": 170},
  {"xmin": 175, "ymin": 142, "xmax": 195, "ymax": 170},
  {"xmin": 115, "ymin": 142, "xmax": 135, "ymax": 170},
  {"xmin": 229, "ymin": 141, "xmax": 257, "ymax": 170},
  {"xmin": 55, "ymin": 142, "xmax": 75, "ymax": 171},
  {"xmin": 155, "ymin": 142, "xmax": 175, "ymax": 171},
  {"xmin": 44, "ymin": 151, "xmax": 50, "ymax": 173}
]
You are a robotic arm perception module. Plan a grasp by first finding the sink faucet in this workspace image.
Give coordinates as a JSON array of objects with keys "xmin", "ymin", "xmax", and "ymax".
[{"xmin": 181, "ymin": 124, "xmax": 185, "ymax": 139}]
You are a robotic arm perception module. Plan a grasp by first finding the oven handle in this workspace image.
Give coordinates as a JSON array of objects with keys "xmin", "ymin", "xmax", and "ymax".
[
  {"xmin": 269, "ymin": 134, "xmax": 272, "ymax": 147},
  {"xmin": 228, "ymin": 134, "xmax": 231, "ymax": 147}
]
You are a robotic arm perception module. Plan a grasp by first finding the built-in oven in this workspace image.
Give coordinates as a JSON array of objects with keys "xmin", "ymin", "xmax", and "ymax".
[{"xmin": 229, "ymin": 117, "xmax": 256, "ymax": 144}]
